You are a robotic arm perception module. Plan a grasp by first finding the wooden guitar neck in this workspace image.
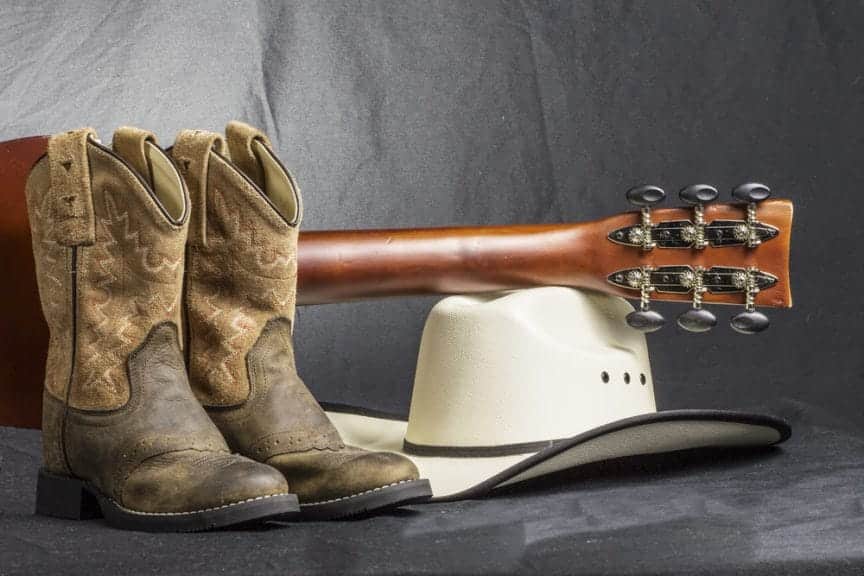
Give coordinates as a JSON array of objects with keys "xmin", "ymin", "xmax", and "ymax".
[
  {"xmin": 297, "ymin": 199, "xmax": 793, "ymax": 309},
  {"xmin": 297, "ymin": 223, "xmax": 590, "ymax": 304}
]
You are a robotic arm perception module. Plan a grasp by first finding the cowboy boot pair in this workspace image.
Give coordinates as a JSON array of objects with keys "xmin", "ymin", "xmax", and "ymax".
[
  {"xmin": 28, "ymin": 125, "xmax": 430, "ymax": 530},
  {"xmin": 170, "ymin": 122, "xmax": 431, "ymax": 518},
  {"xmin": 28, "ymin": 128, "xmax": 297, "ymax": 531}
]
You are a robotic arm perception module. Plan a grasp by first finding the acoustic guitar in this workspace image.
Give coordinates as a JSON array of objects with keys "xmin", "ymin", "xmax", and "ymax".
[{"xmin": 0, "ymin": 136, "xmax": 793, "ymax": 429}]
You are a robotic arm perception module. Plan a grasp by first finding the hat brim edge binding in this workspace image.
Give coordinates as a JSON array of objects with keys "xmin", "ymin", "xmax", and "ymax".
[{"xmin": 322, "ymin": 403, "xmax": 791, "ymax": 501}]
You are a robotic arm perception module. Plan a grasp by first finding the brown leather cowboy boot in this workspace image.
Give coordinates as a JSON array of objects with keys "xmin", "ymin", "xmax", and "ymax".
[
  {"xmin": 28, "ymin": 127, "xmax": 299, "ymax": 531},
  {"xmin": 171, "ymin": 122, "xmax": 431, "ymax": 519}
]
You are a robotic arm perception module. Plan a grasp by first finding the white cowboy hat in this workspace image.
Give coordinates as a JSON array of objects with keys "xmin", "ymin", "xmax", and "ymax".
[{"xmin": 323, "ymin": 287, "xmax": 789, "ymax": 500}]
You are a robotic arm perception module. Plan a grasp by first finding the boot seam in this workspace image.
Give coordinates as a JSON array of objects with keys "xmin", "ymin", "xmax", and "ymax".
[
  {"xmin": 59, "ymin": 245, "xmax": 79, "ymax": 476},
  {"xmin": 182, "ymin": 243, "xmax": 193, "ymax": 374},
  {"xmin": 106, "ymin": 491, "xmax": 293, "ymax": 516},
  {"xmin": 247, "ymin": 428, "xmax": 344, "ymax": 458},
  {"xmin": 302, "ymin": 479, "xmax": 417, "ymax": 506}
]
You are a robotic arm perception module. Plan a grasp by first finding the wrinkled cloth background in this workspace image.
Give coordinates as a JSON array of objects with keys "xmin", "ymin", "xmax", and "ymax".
[{"xmin": 1, "ymin": 1, "xmax": 863, "ymax": 575}]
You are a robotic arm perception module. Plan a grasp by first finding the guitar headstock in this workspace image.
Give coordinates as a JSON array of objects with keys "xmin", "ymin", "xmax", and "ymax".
[{"xmin": 598, "ymin": 183, "xmax": 792, "ymax": 334}]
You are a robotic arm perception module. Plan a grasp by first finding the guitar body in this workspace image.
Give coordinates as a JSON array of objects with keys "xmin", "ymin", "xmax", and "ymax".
[
  {"xmin": 0, "ymin": 136, "xmax": 793, "ymax": 429},
  {"xmin": 0, "ymin": 136, "xmax": 51, "ymax": 429}
]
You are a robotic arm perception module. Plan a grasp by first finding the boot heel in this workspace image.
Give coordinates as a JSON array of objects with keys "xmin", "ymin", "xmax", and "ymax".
[{"xmin": 35, "ymin": 470, "xmax": 102, "ymax": 520}]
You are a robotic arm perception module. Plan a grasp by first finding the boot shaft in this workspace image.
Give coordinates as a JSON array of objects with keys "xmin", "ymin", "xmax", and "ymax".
[
  {"xmin": 26, "ymin": 128, "xmax": 189, "ymax": 412},
  {"xmin": 172, "ymin": 123, "xmax": 302, "ymax": 407}
]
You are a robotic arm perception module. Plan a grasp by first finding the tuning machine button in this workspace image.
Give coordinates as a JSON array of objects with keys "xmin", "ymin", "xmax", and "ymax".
[
  {"xmin": 676, "ymin": 266, "xmax": 716, "ymax": 332},
  {"xmin": 731, "ymin": 182, "xmax": 771, "ymax": 248},
  {"xmin": 730, "ymin": 267, "xmax": 770, "ymax": 334},
  {"xmin": 627, "ymin": 310, "xmax": 666, "ymax": 332},
  {"xmin": 679, "ymin": 184, "xmax": 718, "ymax": 249},
  {"xmin": 732, "ymin": 182, "xmax": 771, "ymax": 203},
  {"xmin": 625, "ymin": 185, "xmax": 665, "ymax": 251},
  {"xmin": 678, "ymin": 308, "xmax": 717, "ymax": 332},
  {"xmin": 627, "ymin": 185, "xmax": 666, "ymax": 207},
  {"xmin": 625, "ymin": 266, "xmax": 666, "ymax": 332},
  {"xmin": 730, "ymin": 310, "xmax": 770, "ymax": 334}
]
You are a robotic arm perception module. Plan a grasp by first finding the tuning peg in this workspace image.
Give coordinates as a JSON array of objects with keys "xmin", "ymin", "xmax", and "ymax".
[
  {"xmin": 676, "ymin": 266, "xmax": 716, "ymax": 332},
  {"xmin": 626, "ymin": 185, "xmax": 666, "ymax": 207},
  {"xmin": 678, "ymin": 308, "xmax": 717, "ymax": 332},
  {"xmin": 627, "ymin": 309, "xmax": 666, "ymax": 332},
  {"xmin": 731, "ymin": 183, "xmax": 771, "ymax": 248},
  {"xmin": 679, "ymin": 184, "xmax": 718, "ymax": 249},
  {"xmin": 625, "ymin": 267, "xmax": 666, "ymax": 332},
  {"xmin": 729, "ymin": 267, "xmax": 770, "ymax": 334},
  {"xmin": 730, "ymin": 310, "xmax": 770, "ymax": 334},
  {"xmin": 680, "ymin": 184, "xmax": 719, "ymax": 205},
  {"xmin": 732, "ymin": 182, "xmax": 771, "ymax": 203},
  {"xmin": 625, "ymin": 186, "xmax": 665, "ymax": 251}
]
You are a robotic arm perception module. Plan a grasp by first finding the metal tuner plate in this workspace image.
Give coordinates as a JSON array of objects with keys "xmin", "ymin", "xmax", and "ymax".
[
  {"xmin": 607, "ymin": 265, "xmax": 778, "ymax": 295},
  {"xmin": 607, "ymin": 219, "xmax": 778, "ymax": 249}
]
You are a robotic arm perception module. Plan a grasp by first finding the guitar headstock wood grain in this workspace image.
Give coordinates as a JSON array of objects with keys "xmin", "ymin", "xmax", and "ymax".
[{"xmin": 582, "ymin": 184, "xmax": 791, "ymax": 333}]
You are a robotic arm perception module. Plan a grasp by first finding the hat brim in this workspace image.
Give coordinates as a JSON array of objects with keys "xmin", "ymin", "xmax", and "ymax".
[{"xmin": 322, "ymin": 405, "xmax": 790, "ymax": 500}]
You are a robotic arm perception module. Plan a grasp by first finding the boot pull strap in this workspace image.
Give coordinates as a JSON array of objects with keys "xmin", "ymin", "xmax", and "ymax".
[
  {"xmin": 47, "ymin": 128, "xmax": 97, "ymax": 246},
  {"xmin": 112, "ymin": 126, "xmax": 158, "ymax": 187},
  {"xmin": 226, "ymin": 121, "xmax": 303, "ymax": 227},
  {"xmin": 225, "ymin": 121, "xmax": 272, "ymax": 191},
  {"xmin": 172, "ymin": 130, "xmax": 226, "ymax": 247}
]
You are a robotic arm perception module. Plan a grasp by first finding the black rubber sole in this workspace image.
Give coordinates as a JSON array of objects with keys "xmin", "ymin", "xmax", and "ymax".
[
  {"xmin": 298, "ymin": 479, "xmax": 433, "ymax": 520},
  {"xmin": 35, "ymin": 470, "xmax": 300, "ymax": 532}
]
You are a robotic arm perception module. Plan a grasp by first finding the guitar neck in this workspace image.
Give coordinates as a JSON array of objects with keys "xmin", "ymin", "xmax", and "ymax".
[
  {"xmin": 297, "ymin": 223, "xmax": 600, "ymax": 305},
  {"xmin": 296, "ymin": 199, "xmax": 793, "ymax": 308}
]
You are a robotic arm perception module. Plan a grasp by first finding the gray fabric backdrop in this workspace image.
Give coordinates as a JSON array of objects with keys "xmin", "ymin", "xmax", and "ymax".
[{"xmin": 2, "ymin": 0, "xmax": 861, "ymax": 425}]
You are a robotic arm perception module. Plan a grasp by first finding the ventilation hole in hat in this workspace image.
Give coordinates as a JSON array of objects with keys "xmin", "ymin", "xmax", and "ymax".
[
  {"xmin": 624, "ymin": 372, "xmax": 631, "ymax": 384},
  {"xmin": 640, "ymin": 373, "xmax": 647, "ymax": 385},
  {"xmin": 601, "ymin": 371, "xmax": 609, "ymax": 383}
]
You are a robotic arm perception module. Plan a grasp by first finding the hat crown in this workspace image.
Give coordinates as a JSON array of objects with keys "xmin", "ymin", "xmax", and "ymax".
[{"xmin": 404, "ymin": 287, "xmax": 657, "ymax": 451}]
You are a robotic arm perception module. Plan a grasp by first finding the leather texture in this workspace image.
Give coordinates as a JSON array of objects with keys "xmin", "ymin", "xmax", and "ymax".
[
  {"xmin": 27, "ymin": 128, "xmax": 290, "ymax": 514},
  {"xmin": 26, "ymin": 155, "xmax": 73, "ymax": 404},
  {"xmin": 174, "ymin": 128, "xmax": 299, "ymax": 406},
  {"xmin": 224, "ymin": 119, "xmax": 271, "ymax": 192},
  {"xmin": 75, "ymin": 142, "xmax": 187, "ymax": 410},
  {"xmin": 210, "ymin": 318, "xmax": 344, "ymax": 459},
  {"xmin": 111, "ymin": 126, "xmax": 158, "ymax": 187},
  {"xmin": 45, "ymin": 129, "xmax": 97, "ymax": 246},
  {"xmin": 39, "ymin": 388, "xmax": 69, "ymax": 476},
  {"xmin": 266, "ymin": 445, "xmax": 421, "ymax": 504},
  {"xmin": 176, "ymin": 123, "xmax": 420, "ymax": 503},
  {"xmin": 58, "ymin": 323, "xmax": 288, "ymax": 512},
  {"xmin": 28, "ymin": 133, "xmax": 189, "ymax": 411}
]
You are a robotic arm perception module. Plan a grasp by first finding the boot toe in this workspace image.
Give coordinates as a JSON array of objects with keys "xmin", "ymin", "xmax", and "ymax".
[
  {"xmin": 345, "ymin": 450, "xmax": 420, "ymax": 488},
  {"xmin": 213, "ymin": 456, "xmax": 292, "ymax": 503},
  {"xmin": 121, "ymin": 451, "xmax": 290, "ymax": 514},
  {"xmin": 268, "ymin": 446, "xmax": 420, "ymax": 503}
]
